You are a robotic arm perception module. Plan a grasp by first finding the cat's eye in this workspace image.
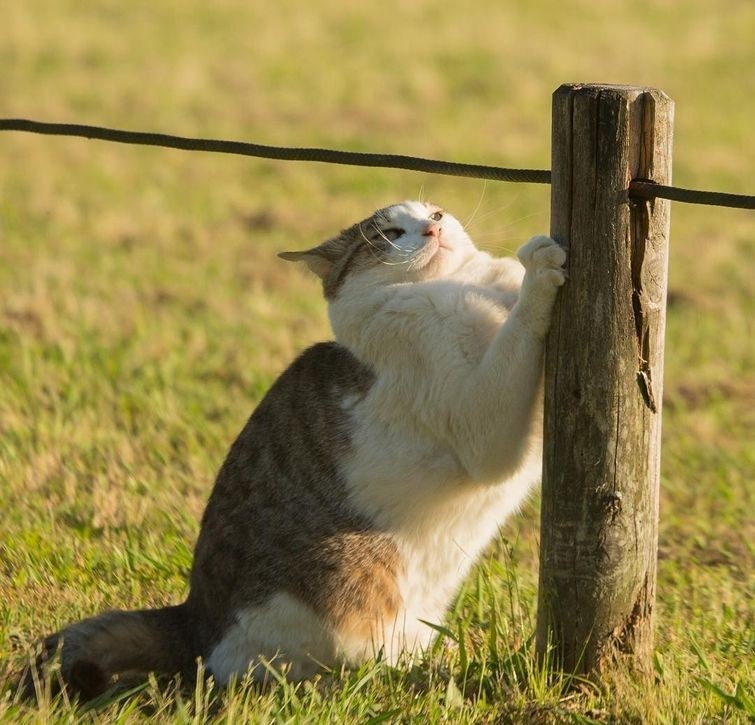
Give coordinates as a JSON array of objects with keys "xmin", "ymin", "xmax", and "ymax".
[
  {"xmin": 429, "ymin": 211, "xmax": 443, "ymax": 221},
  {"xmin": 373, "ymin": 227, "xmax": 404, "ymax": 243}
]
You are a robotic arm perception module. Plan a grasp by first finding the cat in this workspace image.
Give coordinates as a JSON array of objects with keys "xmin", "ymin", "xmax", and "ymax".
[{"xmin": 20, "ymin": 200, "xmax": 566, "ymax": 700}]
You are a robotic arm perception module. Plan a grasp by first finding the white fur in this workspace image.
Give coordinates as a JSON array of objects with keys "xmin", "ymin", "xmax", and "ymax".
[
  {"xmin": 207, "ymin": 201, "xmax": 566, "ymax": 682},
  {"xmin": 206, "ymin": 592, "xmax": 387, "ymax": 684},
  {"xmin": 207, "ymin": 593, "xmax": 325, "ymax": 683},
  {"xmin": 334, "ymin": 202, "xmax": 565, "ymax": 658}
]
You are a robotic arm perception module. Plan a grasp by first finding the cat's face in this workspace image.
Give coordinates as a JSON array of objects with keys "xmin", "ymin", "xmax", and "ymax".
[{"xmin": 279, "ymin": 201, "xmax": 475, "ymax": 298}]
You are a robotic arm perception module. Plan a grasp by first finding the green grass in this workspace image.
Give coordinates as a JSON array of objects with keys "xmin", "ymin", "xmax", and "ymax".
[{"xmin": 1, "ymin": 0, "xmax": 753, "ymax": 721}]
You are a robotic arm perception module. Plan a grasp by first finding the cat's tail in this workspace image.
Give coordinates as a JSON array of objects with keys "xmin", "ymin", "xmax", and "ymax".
[{"xmin": 18, "ymin": 604, "xmax": 196, "ymax": 701}]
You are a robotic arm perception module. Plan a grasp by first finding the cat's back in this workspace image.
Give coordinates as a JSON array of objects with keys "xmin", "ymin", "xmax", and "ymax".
[{"xmin": 206, "ymin": 341, "xmax": 374, "ymax": 498}]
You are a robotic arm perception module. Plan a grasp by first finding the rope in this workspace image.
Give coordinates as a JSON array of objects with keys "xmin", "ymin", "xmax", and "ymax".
[
  {"xmin": 0, "ymin": 119, "xmax": 550, "ymax": 185},
  {"xmin": 1, "ymin": 118, "xmax": 753, "ymax": 210},
  {"xmin": 629, "ymin": 181, "xmax": 754, "ymax": 210}
]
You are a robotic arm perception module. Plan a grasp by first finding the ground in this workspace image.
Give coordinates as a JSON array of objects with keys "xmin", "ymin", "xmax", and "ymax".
[{"xmin": 1, "ymin": 0, "xmax": 753, "ymax": 721}]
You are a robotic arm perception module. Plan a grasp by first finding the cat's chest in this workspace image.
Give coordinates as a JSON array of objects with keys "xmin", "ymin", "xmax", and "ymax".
[{"xmin": 435, "ymin": 285, "xmax": 512, "ymax": 363}]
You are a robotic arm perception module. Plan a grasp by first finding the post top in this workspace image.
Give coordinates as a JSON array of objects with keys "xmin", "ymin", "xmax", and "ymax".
[{"xmin": 555, "ymin": 83, "xmax": 672, "ymax": 103}]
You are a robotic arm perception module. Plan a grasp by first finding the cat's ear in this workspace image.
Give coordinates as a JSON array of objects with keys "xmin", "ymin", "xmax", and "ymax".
[{"xmin": 278, "ymin": 247, "xmax": 333, "ymax": 280}]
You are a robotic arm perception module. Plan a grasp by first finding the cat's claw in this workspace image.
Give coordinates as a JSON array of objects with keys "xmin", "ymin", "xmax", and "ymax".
[{"xmin": 517, "ymin": 235, "xmax": 567, "ymax": 287}]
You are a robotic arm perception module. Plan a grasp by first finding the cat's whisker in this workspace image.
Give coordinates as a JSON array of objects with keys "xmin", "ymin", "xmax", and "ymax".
[
  {"xmin": 374, "ymin": 226, "xmax": 406, "ymax": 254},
  {"xmin": 476, "ymin": 237, "xmax": 524, "ymax": 246},
  {"xmin": 472, "ymin": 233, "xmax": 531, "ymax": 244},
  {"xmin": 365, "ymin": 244, "xmax": 414, "ymax": 267},
  {"xmin": 358, "ymin": 224, "xmax": 414, "ymax": 266},
  {"xmin": 475, "ymin": 243, "xmax": 520, "ymax": 256},
  {"xmin": 463, "ymin": 181, "xmax": 488, "ymax": 229},
  {"xmin": 464, "ymin": 198, "xmax": 533, "ymax": 229},
  {"xmin": 468, "ymin": 215, "xmax": 547, "ymax": 242}
]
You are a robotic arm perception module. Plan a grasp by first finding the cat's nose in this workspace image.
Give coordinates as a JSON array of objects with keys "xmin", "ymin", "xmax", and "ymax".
[{"xmin": 423, "ymin": 223, "xmax": 441, "ymax": 238}]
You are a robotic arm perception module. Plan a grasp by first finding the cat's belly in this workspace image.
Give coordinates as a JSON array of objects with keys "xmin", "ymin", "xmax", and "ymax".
[{"xmin": 391, "ymin": 465, "xmax": 539, "ymax": 641}]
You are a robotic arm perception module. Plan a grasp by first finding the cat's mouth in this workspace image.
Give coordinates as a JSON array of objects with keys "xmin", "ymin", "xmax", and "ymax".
[
  {"xmin": 404, "ymin": 234, "xmax": 461, "ymax": 275},
  {"xmin": 412, "ymin": 237, "xmax": 452, "ymax": 271},
  {"xmin": 431, "ymin": 238, "xmax": 453, "ymax": 256}
]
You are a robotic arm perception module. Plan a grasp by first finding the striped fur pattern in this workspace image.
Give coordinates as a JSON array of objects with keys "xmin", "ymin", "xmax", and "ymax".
[{"xmin": 21, "ymin": 201, "xmax": 566, "ymax": 699}]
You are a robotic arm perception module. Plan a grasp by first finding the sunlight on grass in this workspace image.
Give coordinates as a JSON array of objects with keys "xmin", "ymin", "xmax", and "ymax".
[{"xmin": 1, "ymin": 0, "xmax": 753, "ymax": 721}]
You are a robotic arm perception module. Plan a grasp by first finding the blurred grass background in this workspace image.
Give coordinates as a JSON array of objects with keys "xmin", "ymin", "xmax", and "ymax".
[{"xmin": 1, "ymin": 0, "xmax": 753, "ymax": 721}]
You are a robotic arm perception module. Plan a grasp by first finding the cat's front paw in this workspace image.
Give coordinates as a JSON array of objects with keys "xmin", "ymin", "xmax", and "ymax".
[
  {"xmin": 516, "ymin": 235, "xmax": 567, "ymax": 288},
  {"xmin": 515, "ymin": 236, "xmax": 567, "ymax": 336}
]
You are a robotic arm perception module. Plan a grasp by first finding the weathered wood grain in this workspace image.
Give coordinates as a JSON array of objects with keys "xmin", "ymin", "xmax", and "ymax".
[{"xmin": 536, "ymin": 84, "xmax": 674, "ymax": 675}]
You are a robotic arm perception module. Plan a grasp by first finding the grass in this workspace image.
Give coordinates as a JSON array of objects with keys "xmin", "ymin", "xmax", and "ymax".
[{"xmin": 1, "ymin": 0, "xmax": 753, "ymax": 721}]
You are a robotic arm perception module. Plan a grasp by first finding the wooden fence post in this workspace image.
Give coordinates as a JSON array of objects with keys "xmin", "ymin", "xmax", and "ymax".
[{"xmin": 535, "ymin": 84, "xmax": 674, "ymax": 675}]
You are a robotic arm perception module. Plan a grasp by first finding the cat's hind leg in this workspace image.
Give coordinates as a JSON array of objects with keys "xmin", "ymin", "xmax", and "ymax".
[{"xmin": 205, "ymin": 592, "xmax": 338, "ymax": 684}]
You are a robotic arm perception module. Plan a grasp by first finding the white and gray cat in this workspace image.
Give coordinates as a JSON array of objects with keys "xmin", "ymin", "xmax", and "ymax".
[{"xmin": 22, "ymin": 201, "xmax": 566, "ymax": 699}]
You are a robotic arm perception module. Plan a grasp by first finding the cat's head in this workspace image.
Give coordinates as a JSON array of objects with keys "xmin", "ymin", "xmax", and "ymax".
[{"xmin": 278, "ymin": 201, "xmax": 475, "ymax": 298}]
